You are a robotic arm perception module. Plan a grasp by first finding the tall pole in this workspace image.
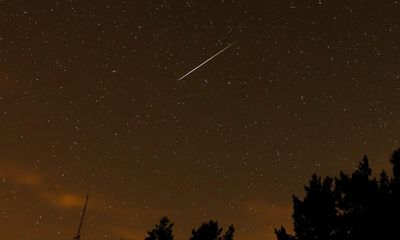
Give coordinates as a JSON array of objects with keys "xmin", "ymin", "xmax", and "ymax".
[{"xmin": 74, "ymin": 195, "xmax": 89, "ymax": 240}]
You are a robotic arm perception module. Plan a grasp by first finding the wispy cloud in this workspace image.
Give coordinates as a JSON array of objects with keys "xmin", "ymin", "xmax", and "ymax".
[
  {"xmin": 0, "ymin": 164, "xmax": 44, "ymax": 187},
  {"xmin": 110, "ymin": 226, "xmax": 145, "ymax": 240},
  {"xmin": 0, "ymin": 164, "xmax": 87, "ymax": 210},
  {"xmin": 0, "ymin": 163, "xmax": 176, "ymax": 239},
  {"xmin": 40, "ymin": 191, "xmax": 88, "ymax": 209}
]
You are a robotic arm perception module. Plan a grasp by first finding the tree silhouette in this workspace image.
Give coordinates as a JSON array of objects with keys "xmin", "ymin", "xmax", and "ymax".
[
  {"xmin": 391, "ymin": 149, "xmax": 400, "ymax": 185},
  {"xmin": 222, "ymin": 225, "xmax": 235, "ymax": 240},
  {"xmin": 390, "ymin": 149, "xmax": 400, "ymax": 238},
  {"xmin": 292, "ymin": 175, "xmax": 337, "ymax": 240},
  {"xmin": 145, "ymin": 217, "xmax": 174, "ymax": 240},
  {"xmin": 190, "ymin": 220, "xmax": 234, "ymax": 240},
  {"xmin": 275, "ymin": 149, "xmax": 400, "ymax": 240},
  {"xmin": 274, "ymin": 227, "xmax": 293, "ymax": 240}
]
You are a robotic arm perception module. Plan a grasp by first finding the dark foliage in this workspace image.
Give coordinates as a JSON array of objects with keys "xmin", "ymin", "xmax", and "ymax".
[
  {"xmin": 275, "ymin": 226, "xmax": 294, "ymax": 240},
  {"xmin": 190, "ymin": 220, "xmax": 235, "ymax": 240},
  {"xmin": 275, "ymin": 149, "xmax": 400, "ymax": 240},
  {"xmin": 145, "ymin": 218, "xmax": 234, "ymax": 240},
  {"xmin": 145, "ymin": 217, "xmax": 174, "ymax": 240},
  {"xmin": 222, "ymin": 225, "xmax": 235, "ymax": 240}
]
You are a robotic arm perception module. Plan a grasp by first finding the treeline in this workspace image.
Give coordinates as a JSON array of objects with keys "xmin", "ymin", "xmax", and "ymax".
[
  {"xmin": 276, "ymin": 149, "xmax": 400, "ymax": 240},
  {"xmin": 144, "ymin": 149, "xmax": 400, "ymax": 240},
  {"xmin": 145, "ymin": 218, "xmax": 234, "ymax": 240}
]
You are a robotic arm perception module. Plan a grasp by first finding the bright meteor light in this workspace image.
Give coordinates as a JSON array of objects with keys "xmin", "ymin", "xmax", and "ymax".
[{"xmin": 178, "ymin": 40, "xmax": 237, "ymax": 81}]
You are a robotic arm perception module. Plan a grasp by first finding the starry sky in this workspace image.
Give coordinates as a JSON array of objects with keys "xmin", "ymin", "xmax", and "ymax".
[{"xmin": 0, "ymin": 1, "xmax": 399, "ymax": 240}]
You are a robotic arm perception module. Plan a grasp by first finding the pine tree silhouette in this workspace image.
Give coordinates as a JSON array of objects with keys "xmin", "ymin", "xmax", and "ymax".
[
  {"xmin": 145, "ymin": 217, "xmax": 174, "ymax": 240},
  {"xmin": 275, "ymin": 149, "xmax": 400, "ymax": 240},
  {"xmin": 390, "ymin": 149, "xmax": 400, "ymax": 185},
  {"xmin": 222, "ymin": 225, "xmax": 235, "ymax": 240},
  {"xmin": 190, "ymin": 220, "xmax": 234, "ymax": 240},
  {"xmin": 274, "ymin": 227, "xmax": 293, "ymax": 240},
  {"xmin": 292, "ymin": 175, "xmax": 336, "ymax": 240}
]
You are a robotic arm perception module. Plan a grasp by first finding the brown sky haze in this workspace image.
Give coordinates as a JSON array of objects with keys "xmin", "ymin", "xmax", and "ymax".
[{"xmin": 0, "ymin": 1, "xmax": 399, "ymax": 240}]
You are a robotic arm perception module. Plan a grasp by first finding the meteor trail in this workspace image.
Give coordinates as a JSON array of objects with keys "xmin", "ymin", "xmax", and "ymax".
[{"xmin": 178, "ymin": 40, "xmax": 237, "ymax": 81}]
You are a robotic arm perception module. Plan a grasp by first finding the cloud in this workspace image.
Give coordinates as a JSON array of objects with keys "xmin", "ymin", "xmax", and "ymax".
[
  {"xmin": 0, "ymin": 163, "xmax": 174, "ymax": 240},
  {"xmin": 0, "ymin": 164, "xmax": 44, "ymax": 187},
  {"xmin": 59, "ymin": 193, "xmax": 86, "ymax": 208},
  {"xmin": 0, "ymin": 163, "xmax": 88, "ymax": 210},
  {"xmin": 110, "ymin": 226, "xmax": 145, "ymax": 240},
  {"xmin": 40, "ymin": 191, "xmax": 87, "ymax": 209}
]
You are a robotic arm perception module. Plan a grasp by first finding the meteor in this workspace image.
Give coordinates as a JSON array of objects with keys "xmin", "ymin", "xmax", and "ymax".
[{"xmin": 178, "ymin": 40, "xmax": 237, "ymax": 81}]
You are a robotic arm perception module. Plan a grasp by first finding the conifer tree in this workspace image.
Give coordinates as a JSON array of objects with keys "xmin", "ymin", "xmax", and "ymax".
[
  {"xmin": 145, "ymin": 217, "xmax": 174, "ymax": 240},
  {"xmin": 275, "ymin": 149, "xmax": 400, "ymax": 240}
]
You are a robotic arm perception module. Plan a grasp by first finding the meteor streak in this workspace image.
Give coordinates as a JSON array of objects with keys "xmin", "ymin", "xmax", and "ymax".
[{"xmin": 178, "ymin": 40, "xmax": 237, "ymax": 81}]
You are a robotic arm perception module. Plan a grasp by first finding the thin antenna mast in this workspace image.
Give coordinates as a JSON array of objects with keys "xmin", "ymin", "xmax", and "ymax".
[{"xmin": 74, "ymin": 195, "xmax": 89, "ymax": 240}]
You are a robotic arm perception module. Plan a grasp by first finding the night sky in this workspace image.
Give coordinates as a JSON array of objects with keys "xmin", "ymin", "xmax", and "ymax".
[{"xmin": 0, "ymin": 1, "xmax": 399, "ymax": 240}]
